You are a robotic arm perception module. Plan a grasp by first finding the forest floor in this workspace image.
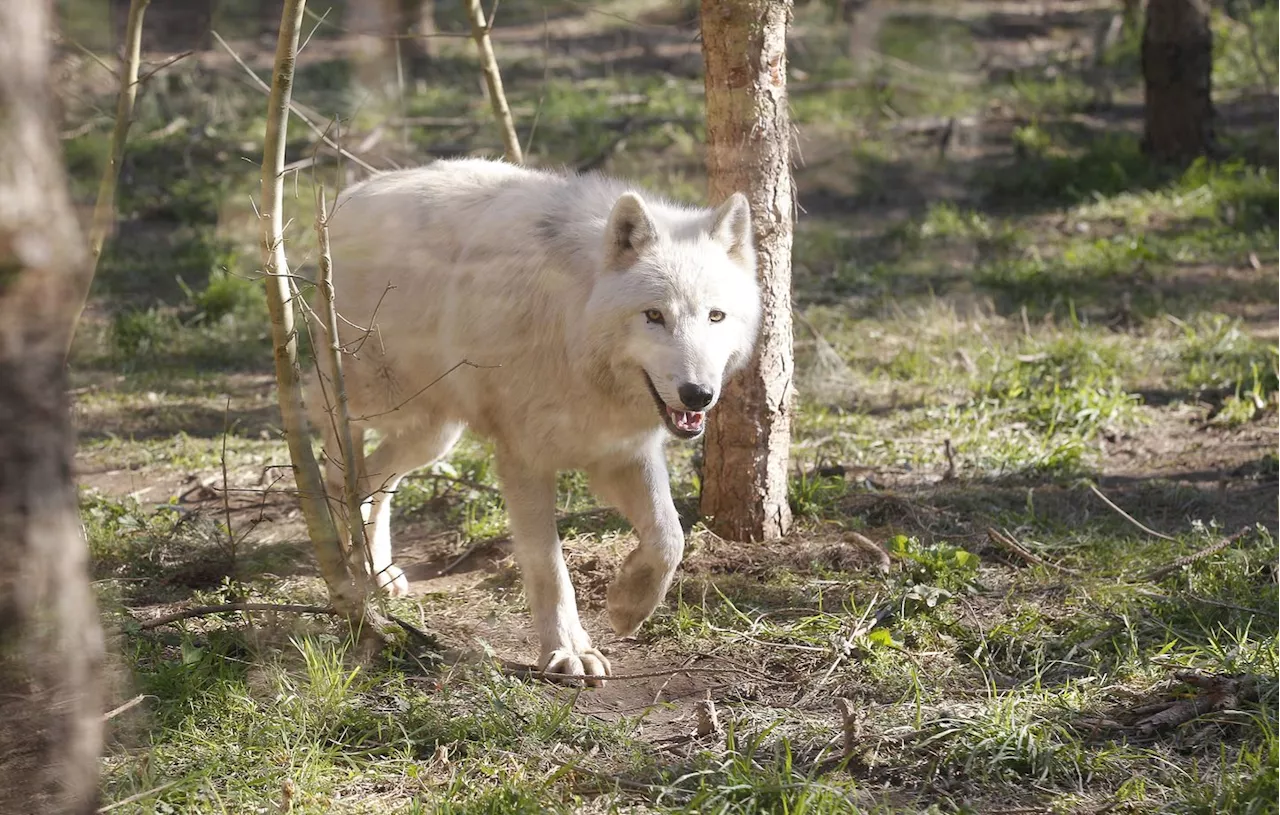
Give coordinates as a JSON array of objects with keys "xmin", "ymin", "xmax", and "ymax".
[{"xmin": 58, "ymin": 0, "xmax": 1278, "ymax": 812}]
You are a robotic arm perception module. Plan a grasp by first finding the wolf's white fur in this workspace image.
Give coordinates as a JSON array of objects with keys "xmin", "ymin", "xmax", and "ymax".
[{"xmin": 310, "ymin": 158, "xmax": 760, "ymax": 682}]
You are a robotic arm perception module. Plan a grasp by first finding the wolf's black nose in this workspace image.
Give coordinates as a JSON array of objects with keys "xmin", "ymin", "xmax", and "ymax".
[{"xmin": 678, "ymin": 383, "xmax": 714, "ymax": 411}]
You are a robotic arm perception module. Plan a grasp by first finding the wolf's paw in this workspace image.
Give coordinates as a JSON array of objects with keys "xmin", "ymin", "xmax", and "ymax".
[
  {"xmin": 540, "ymin": 647, "xmax": 612, "ymax": 688},
  {"xmin": 607, "ymin": 554, "xmax": 669, "ymax": 637},
  {"xmin": 375, "ymin": 563, "xmax": 409, "ymax": 597}
]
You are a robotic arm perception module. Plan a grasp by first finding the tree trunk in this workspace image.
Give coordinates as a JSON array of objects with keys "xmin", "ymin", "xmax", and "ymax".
[
  {"xmin": 698, "ymin": 0, "xmax": 796, "ymax": 542},
  {"xmin": 1142, "ymin": 0, "xmax": 1215, "ymax": 161},
  {"xmin": 0, "ymin": 1, "xmax": 105, "ymax": 812},
  {"xmin": 400, "ymin": 0, "xmax": 437, "ymax": 68}
]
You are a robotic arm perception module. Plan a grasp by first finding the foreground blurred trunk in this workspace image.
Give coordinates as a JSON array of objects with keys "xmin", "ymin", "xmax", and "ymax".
[
  {"xmin": 698, "ymin": 0, "xmax": 796, "ymax": 542},
  {"xmin": 0, "ymin": 1, "xmax": 105, "ymax": 812},
  {"xmin": 1142, "ymin": 0, "xmax": 1215, "ymax": 161}
]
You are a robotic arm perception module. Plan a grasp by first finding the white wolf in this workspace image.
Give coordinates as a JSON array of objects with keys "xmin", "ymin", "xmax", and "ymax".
[{"xmin": 310, "ymin": 158, "xmax": 761, "ymax": 683}]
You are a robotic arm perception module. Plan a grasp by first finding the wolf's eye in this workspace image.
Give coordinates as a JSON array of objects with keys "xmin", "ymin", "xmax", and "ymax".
[
  {"xmin": 644, "ymin": 309, "xmax": 665, "ymax": 325},
  {"xmin": 709, "ymin": 309, "xmax": 726, "ymax": 323}
]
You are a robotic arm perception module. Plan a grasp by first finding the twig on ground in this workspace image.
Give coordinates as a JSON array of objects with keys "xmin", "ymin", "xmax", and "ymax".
[
  {"xmin": 1130, "ymin": 670, "xmax": 1258, "ymax": 735},
  {"xmin": 507, "ymin": 663, "xmax": 773, "ymax": 683},
  {"xmin": 986, "ymin": 527, "xmax": 1081, "ymax": 575},
  {"xmin": 436, "ymin": 507, "xmax": 616, "ymax": 575},
  {"xmin": 844, "ymin": 531, "xmax": 891, "ymax": 574},
  {"xmin": 402, "ymin": 471, "xmax": 501, "ymax": 494},
  {"xmin": 136, "ymin": 602, "xmax": 340, "ymax": 631},
  {"xmin": 1088, "ymin": 483, "xmax": 1178, "ymax": 542},
  {"xmin": 836, "ymin": 697, "xmax": 861, "ymax": 758},
  {"xmin": 695, "ymin": 693, "xmax": 722, "ymax": 736},
  {"xmin": 389, "ymin": 615, "xmax": 778, "ymax": 684},
  {"xmin": 1132, "ymin": 588, "xmax": 1268, "ymax": 617},
  {"xmin": 1138, "ymin": 526, "xmax": 1252, "ymax": 583},
  {"xmin": 103, "ymin": 694, "xmax": 150, "ymax": 722},
  {"xmin": 97, "ymin": 781, "xmax": 182, "ymax": 813},
  {"xmin": 532, "ymin": 752, "xmax": 663, "ymax": 794}
]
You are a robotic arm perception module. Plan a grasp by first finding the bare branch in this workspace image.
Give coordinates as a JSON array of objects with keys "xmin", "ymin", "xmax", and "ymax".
[
  {"xmin": 60, "ymin": 35, "xmax": 119, "ymax": 79},
  {"xmin": 257, "ymin": 0, "xmax": 371, "ymax": 623},
  {"xmin": 136, "ymin": 50, "xmax": 193, "ymax": 84},
  {"xmin": 986, "ymin": 527, "xmax": 1080, "ymax": 575},
  {"xmin": 1088, "ymin": 483, "xmax": 1178, "ymax": 542},
  {"xmin": 351, "ymin": 359, "xmax": 494, "ymax": 421},
  {"xmin": 75, "ymin": 0, "xmax": 151, "ymax": 357},
  {"xmin": 136, "ymin": 603, "xmax": 341, "ymax": 630},
  {"xmin": 102, "ymin": 694, "xmax": 151, "ymax": 721},
  {"xmin": 466, "ymin": 0, "xmax": 523, "ymax": 164},
  {"xmin": 212, "ymin": 29, "xmax": 379, "ymax": 174},
  {"xmin": 1138, "ymin": 526, "xmax": 1253, "ymax": 583},
  {"xmin": 315, "ymin": 183, "xmax": 375, "ymax": 587}
]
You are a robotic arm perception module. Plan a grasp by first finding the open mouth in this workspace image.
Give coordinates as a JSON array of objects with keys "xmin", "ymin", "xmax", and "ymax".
[{"xmin": 643, "ymin": 373, "xmax": 706, "ymax": 439}]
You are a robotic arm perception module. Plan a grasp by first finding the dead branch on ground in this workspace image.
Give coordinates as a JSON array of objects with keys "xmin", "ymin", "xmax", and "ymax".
[
  {"xmin": 1138, "ymin": 526, "xmax": 1253, "ymax": 583},
  {"xmin": 1088, "ymin": 483, "xmax": 1178, "ymax": 542},
  {"xmin": 135, "ymin": 602, "xmax": 342, "ymax": 630},
  {"xmin": 844, "ymin": 530, "xmax": 891, "ymax": 574},
  {"xmin": 1129, "ymin": 670, "xmax": 1259, "ymax": 735},
  {"xmin": 436, "ymin": 506, "xmax": 618, "ymax": 576},
  {"xmin": 466, "ymin": 0, "xmax": 523, "ymax": 163},
  {"xmin": 986, "ymin": 527, "xmax": 1081, "ymax": 575}
]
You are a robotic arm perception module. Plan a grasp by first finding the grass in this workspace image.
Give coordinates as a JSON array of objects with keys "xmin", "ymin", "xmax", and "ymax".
[{"xmin": 54, "ymin": 0, "xmax": 1280, "ymax": 812}]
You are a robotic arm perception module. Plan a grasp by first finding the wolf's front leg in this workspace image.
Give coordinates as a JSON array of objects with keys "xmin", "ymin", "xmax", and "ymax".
[
  {"xmin": 589, "ymin": 445, "xmax": 685, "ymax": 637},
  {"xmin": 499, "ymin": 459, "xmax": 611, "ymax": 685}
]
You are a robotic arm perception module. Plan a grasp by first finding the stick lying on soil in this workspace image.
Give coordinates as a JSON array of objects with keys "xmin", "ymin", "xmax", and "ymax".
[
  {"xmin": 1138, "ymin": 526, "xmax": 1253, "ymax": 583},
  {"xmin": 137, "ymin": 602, "xmax": 340, "ymax": 630},
  {"xmin": 1088, "ymin": 483, "xmax": 1178, "ymax": 542},
  {"xmin": 986, "ymin": 527, "xmax": 1080, "ymax": 575}
]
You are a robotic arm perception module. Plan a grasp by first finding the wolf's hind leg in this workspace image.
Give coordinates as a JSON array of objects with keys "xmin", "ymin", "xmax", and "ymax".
[
  {"xmin": 499, "ymin": 458, "xmax": 611, "ymax": 685},
  {"xmin": 360, "ymin": 421, "xmax": 464, "ymax": 596},
  {"xmin": 589, "ymin": 447, "xmax": 685, "ymax": 638}
]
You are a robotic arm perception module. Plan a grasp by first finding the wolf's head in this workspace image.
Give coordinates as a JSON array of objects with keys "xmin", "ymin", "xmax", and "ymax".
[{"xmin": 583, "ymin": 189, "xmax": 763, "ymax": 440}]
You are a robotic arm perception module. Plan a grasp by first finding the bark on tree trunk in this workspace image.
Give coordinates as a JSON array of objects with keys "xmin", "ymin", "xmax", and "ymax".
[
  {"xmin": 698, "ymin": 0, "xmax": 796, "ymax": 542},
  {"xmin": 1142, "ymin": 0, "xmax": 1215, "ymax": 161},
  {"xmin": 400, "ymin": 0, "xmax": 438, "ymax": 66},
  {"xmin": 0, "ymin": 2, "xmax": 105, "ymax": 812}
]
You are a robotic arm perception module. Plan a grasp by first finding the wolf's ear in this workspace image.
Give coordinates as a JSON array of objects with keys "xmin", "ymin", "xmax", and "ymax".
[
  {"xmin": 605, "ymin": 192, "xmax": 658, "ymax": 270},
  {"xmin": 710, "ymin": 192, "xmax": 753, "ymax": 266}
]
